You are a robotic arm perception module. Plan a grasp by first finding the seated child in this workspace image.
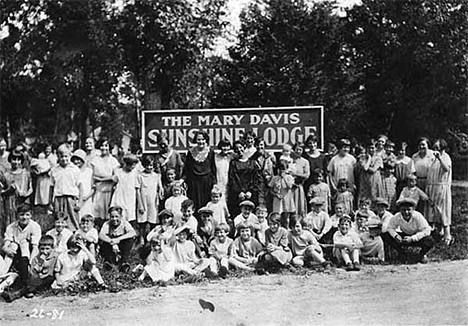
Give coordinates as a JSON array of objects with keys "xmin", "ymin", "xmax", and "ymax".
[
  {"xmin": 52, "ymin": 233, "xmax": 105, "ymax": 289},
  {"xmin": 75, "ymin": 214, "xmax": 99, "ymax": 258},
  {"xmin": 46, "ymin": 212, "xmax": 74, "ymax": 254},
  {"xmin": 255, "ymin": 205, "xmax": 269, "ymax": 246},
  {"xmin": 205, "ymin": 185, "xmax": 229, "ymax": 227},
  {"xmin": 354, "ymin": 198, "xmax": 377, "ymax": 221},
  {"xmin": 373, "ymin": 198, "xmax": 393, "ymax": 234},
  {"xmin": 0, "ymin": 253, "xmax": 17, "ymax": 295},
  {"xmin": 138, "ymin": 236, "xmax": 174, "ymax": 284},
  {"xmin": 330, "ymin": 203, "xmax": 351, "ymax": 235},
  {"xmin": 332, "ymin": 178, "xmax": 354, "ymax": 217},
  {"xmin": 398, "ymin": 174, "xmax": 432, "ymax": 207},
  {"xmin": 162, "ymin": 169, "xmax": 186, "ymax": 203},
  {"xmin": 171, "ymin": 226, "xmax": 210, "ymax": 276},
  {"xmin": 99, "ymin": 206, "xmax": 137, "ymax": 273},
  {"xmin": 176, "ymin": 199, "xmax": 198, "ymax": 233},
  {"xmin": 258, "ymin": 213, "xmax": 292, "ymax": 270},
  {"xmin": 354, "ymin": 211, "xmax": 385, "ymax": 262},
  {"xmin": 233, "ymin": 200, "xmax": 260, "ymax": 236},
  {"xmin": 197, "ymin": 207, "xmax": 216, "ymax": 257},
  {"xmin": 333, "ymin": 217, "xmax": 363, "ymax": 271},
  {"xmin": 228, "ymin": 222, "xmax": 263, "ymax": 272},
  {"xmin": 288, "ymin": 215, "xmax": 330, "ymax": 269},
  {"xmin": 147, "ymin": 209, "xmax": 176, "ymax": 244},
  {"xmin": 165, "ymin": 183, "xmax": 188, "ymax": 225},
  {"xmin": 207, "ymin": 223, "xmax": 233, "ymax": 279},
  {"xmin": 26, "ymin": 235, "xmax": 58, "ymax": 297},
  {"xmin": 304, "ymin": 197, "xmax": 332, "ymax": 243}
]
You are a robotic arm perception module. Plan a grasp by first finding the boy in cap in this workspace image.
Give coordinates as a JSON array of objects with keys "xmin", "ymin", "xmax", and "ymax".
[
  {"xmin": 384, "ymin": 198, "xmax": 434, "ymax": 263},
  {"xmin": 373, "ymin": 197, "xmax": 393, "ymax": 234},
  {"xmin": 233, "ymin": 200, "xmax": 260, "ymax": 236},
  {"xmin": 197, "ymin": 207, "xmax": 216, "ymax": 256},
  {"xmin": 304, "ymin": 197, "xmax": 332, "ymax": 243}
]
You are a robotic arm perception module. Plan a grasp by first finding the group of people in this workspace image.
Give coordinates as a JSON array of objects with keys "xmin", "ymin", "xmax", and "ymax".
[{"xmin": 0, "ymin": 131, "xmax": 453, "ymax": 301}]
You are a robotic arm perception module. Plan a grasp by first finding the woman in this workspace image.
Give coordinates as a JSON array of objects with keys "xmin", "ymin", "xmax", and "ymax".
[
  {"xmin": 302, "ymin": 135, "xmax": 327, "ymax": 195},
  {"xmin": 426, "ymin": 139, "xmax": 452, "ymax": 245},
  {"xmin": 0, "ymin": 138, "xmax": 10, "ymax": 173},
  {"xmin": 243, "ymin": 130, "xmax": 257, "ymax": 160},
  {"xmin": 214, "ymin": 138, "xmax": 233, "ymax": 201},
  {"xmin": 84, "ymin": 137, "xmax": 100, "ymax": 168},
  {"xmin": 327, "ymin": 138, "xmax": 356, "ymax": 193},
  {"xmin": 356, "ymin": 141, "xmax": 383, "ymax": 204},
  {"xmin": 375, "ymin": 134, "xmax": 388, "ymax": 158},
  {"xmin": 90, "ymin": 137, "xmax": 120, "ymax": 225},
  {"xmin": 394, "ymin": 142, "xmax": 415, "ymax": 197},
  {"xmin": 184, "ymin": 131, "xmax": 216, "ymax": 213},
  {"xmin": 251, "ymin": 138, "xmax": 276, "ymax": 209},
  {"xmin": 228, "ymin": 140, "xmax": 262, "ymax": 217},
  {"xmin": 290, "ymin": 142, "xmax": 310, "ymax": 217},
  {"xmin": 412, "ymin": 137, "xmax": 435, "ymax": 191}
]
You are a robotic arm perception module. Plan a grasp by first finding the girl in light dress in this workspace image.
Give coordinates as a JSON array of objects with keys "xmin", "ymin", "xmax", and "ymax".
[
  {"xmin": 70, "ymin": 150, "xmax": 94, "ymax": 219},
  {"xmin": 214, "ymin": 138, "xmax": 232, "ymax": 202},
  {"xmin": 290, "ymin": 142, "xmax": 310, "ymax": 217}
]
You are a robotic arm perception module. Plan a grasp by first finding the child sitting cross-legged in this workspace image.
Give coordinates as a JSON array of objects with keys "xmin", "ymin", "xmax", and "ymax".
[
  {"xmin": 257, "ymin": 213, "xmax": 292, "ymax": 272},
  {"xmin": 138, "ymin": 236, "xmax": 175, "ymax": 285},
  {"xmin": 52, "ymin": 233, "xmax": 105, "ymax": 289},
  {"xmin": 288, "ymin": 215, "xmax": 331, "ymax": 269},
  {"xmin": 354, "ymin": 211, "xmax": 385, "ymax": 263},
  {"xmin": 207, "ymin": 223, "xmax": 233, "ymax": 279},
  {"xmin": 228, "ymin": 222, "xmax": 263, "ymax": 272},
  {"xmin": 333, "ymin": 217, "xmax": 363, "ymax": 271},
  {"xmin": 46, "ymin": 211, "xmax": 74, "ymax": 255}
]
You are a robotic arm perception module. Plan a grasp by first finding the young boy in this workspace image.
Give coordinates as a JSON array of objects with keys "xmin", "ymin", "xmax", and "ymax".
[
  {"xmin": 76, "ymin": 214, "xmax": 99, "ymax": 258},
  {"xmin": 354, "ymin": 211, "xmax": 385, "ymax": 263},
  {"xmin": 2, "ymin": 204, "xmax": 41, "ymax": 290},
  {"xmin": 255, "ymin": 205, "xmax": 269, "ymax": 245},
  {"xmin": 233, "ymin": 200, "xmax": 260, "ymax": 236},
  {"xmin": 208, "ymin": 223, "xmax": 233, "ymax": 278},
  {"xmin": 46, "ymin": 212, "xmax": 74, "ymax": 254},
  {"xmin": 333, "ymin": 217, "xmax": 363, "ymax": 271},
  {"xmin": 171, "ymin": 226, "xmax": 210, "ymax": 277},
  {"xmin": 50, "ymin": 143, "xmax": 83, "ymax": 230},
  {"xmin": 304, "ymin": 197, "xmax": 332, "ymax": 243},
  {"xmin": 228, "ymin": 222, "xmax": 263, "ymax": 272},
  {"xmin": 398, "ymin": 174, "xmax": 431, "ymax": 207},
  {"xmin": 373, "ymin": 198, "xmax": 393, "ymax": 235},
  {"xmin": 26, "ymin": 235, "xmax": 58, "ymax": 297}
]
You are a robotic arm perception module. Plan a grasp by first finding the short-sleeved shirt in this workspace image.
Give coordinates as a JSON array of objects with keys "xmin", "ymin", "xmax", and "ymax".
[
  {"xmin": 327, "ymin": 154, "xmax": 356, "ymax": 188},
  {"xmin": 233, "ymin": 213, "xmax": 259, "ymax": 235},
  {"xmin": 46, "ymin": 228, "xmax": 74, "ymax": 254},
  {"xmin": 55, "ymin": 250, "xmax": 88, "ymax": 282},
  {"xmin": 31, "ymin": 252, "xmax": 58, "ymax": 279},
  {"xmin": 4, "ymin": 220, "xmax": 42, "ymax": 246},
  {"xmin": 288, "ymin": 230, "xmax": 319, "ymax": 256},
  {"xmin": 303, "ymin": 211, "xmax": 332, "ymax": 236},
  {"xmin": 209, "ymin": 237, "xmax": 233, "ymax": 259},
  {"xmin": 333, "ymin": 230, "xmax": 363, "ymax": 247},
  {"xmin": 51, "ymin": 164, "xmax": 81, "ymax": 197},
  {"xmin": 76, "ymin": 228, "xmax": 99, "ymax": 244},
  {"xmin": 230, "ymin": 237, "xmax": 263, "ymax": 259},
  {"xmin": 99, "ymin": 220, "xmax": 135, "ymax": 239}
]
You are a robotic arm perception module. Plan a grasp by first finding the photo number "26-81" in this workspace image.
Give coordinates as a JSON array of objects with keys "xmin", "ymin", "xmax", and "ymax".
[{"xmin": 29, "ymin": 308, "xmax": 65, "ymax": 320}]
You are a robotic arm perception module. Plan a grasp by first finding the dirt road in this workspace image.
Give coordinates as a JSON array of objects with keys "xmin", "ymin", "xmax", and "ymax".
[{"xmin": 1, "ymin": 260, "xmax": 467, "ymax": 326}]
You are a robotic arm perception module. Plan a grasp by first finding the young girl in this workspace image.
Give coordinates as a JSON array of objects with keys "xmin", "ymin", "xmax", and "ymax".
[
  {"xmin": 269, "ymin": 160, "xmax": 295, "ymax": 229},
  {"xmin": 52, "ymin": 233, "xmax": 105, "ymax": 289},
  {"xmin": 147, "ymin": 209, "xmax": 176, "ymax": 244},
  {"xmin": 2, "ymin": 151, "xmax": 33, "ymax": 233},
  {"xmin": 394, "ymin": 142, "xmax": 415, "ymax": 197},
  {"xmin": 288, "ymin": 215, "xmax": 330, "ymax": 269},
  {"xmin": 307, "ymin": 168, "xmax": 331, "ymax": 213},
  {"xmin": 356, "ymin": 142, "xmax": 383, "ymax": 204},
  {"xmin": 332, "ymin": 178, "xmax": 354, "ymax": 217},
  {"xmin": 71, "ymin": 149, "xmax": 94, "ymax": 219},
  {"xmin": 229, "ymin": 222, "xmax": 263, "ymax": 272},
  {"xmin": 279, "ymin": 144, "xmax": 293, "ymax": 165},
  {"xmin": 205, "ymin": 185, "xmax": 229, "ymax": 227},
  {"xmin": 380, "ymin": 163, "xmax": 397, "ymax": 211},
  {"xmin": 32, "ymin": 145, "xmax": 54, "ymax": 208},
  {"xmin": 214, "ymin": 138, "xmax": 232, "ymax": 202},
  {"xmin": 259, "ymin": 213, "xmax": 292, "ymax": 271},
  {"xmin": 138, "ymin": 155, "xmax": 163, "ymax": 246},
  {"xmin": 138, "ymin": 236, "xmax": 174, "ymax": 284},
  {"xmin": 208, "ymin": 223, "xmax": 232, "ymax": 278},
  {"xmin": 165, "ymin": 183, "xmax": 189, "ymax": 226},
  {"xmin": 289, "ymin": 142, "xmax": 310, "ymax": 217},
  {"xmin": 111, "ymin": 154, "xmax": 143, "ymax": 227},
  {"xmin": 333, "ymin": 217, "xmax": 362, "ymax": 271}
]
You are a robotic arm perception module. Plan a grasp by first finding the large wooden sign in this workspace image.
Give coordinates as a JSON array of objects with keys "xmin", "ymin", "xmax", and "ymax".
[{"xmin": 142, "ymin": 106, "xmax": 324, "ymax": 153}]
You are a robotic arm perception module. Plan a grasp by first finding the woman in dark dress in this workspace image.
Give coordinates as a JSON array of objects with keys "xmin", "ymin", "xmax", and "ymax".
[
  {"xmin": 302, "ymin": 135, "xmax": 327, "ymax": 195},
  {"xmin": 228, "ymin": 140, "xmax": 262, "ymax": 217},
  {"xmin": 184, "ymin": 131, "xmax": 216, "ymax": 214}
]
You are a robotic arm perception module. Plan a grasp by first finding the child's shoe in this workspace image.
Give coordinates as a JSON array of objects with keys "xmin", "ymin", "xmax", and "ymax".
[
  {"xmin": 219, "ymin": 266, "xmax": 229, "ymax": 279},
  {"xmin": 419, "ymin": 255, "xmax": 428, "ymax": 264},
  {"xmin": 352, "ymin": 262, "xmax": 361, "ymax": 271},
  {"xmin": 321, "ymin": 261, "xmax": 332, "ymax": 270},
  {"xmin": 345, "ymin": 263, "xmax": 354, "ymax": 271}
]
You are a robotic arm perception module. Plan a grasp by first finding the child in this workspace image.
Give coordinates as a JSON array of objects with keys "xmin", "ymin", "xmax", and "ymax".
[
  {"xmin": 355, "ymin": 198, "xmax": 377, "ymax": 221},
  {"xmin": 205, "ymin": 185, "xmax": 229, "ymax": 227},
  {"xmin": 268, "ymin": 160, "xmax": 295, "ymax": 228},
  {"xmin": 329, "ymin": 203, "xmax": 351, "ymax": 238},
  {"xmin": 394, "ymin": 142, "xmax": 415, "ymax": 197},
  {"xmin": 99, "ymin": 206, "xmax": 137, "ymax": 273},
  {"xmin": 333, "ymin": 217, "xmax": 363, "ymax": 271},
  {"xmin": 110, "ymin": 154, "xmax": 143, "ymax": 227},
  {"xmin": 228, "ymin": 222, "xmax": 263, "ymax": 272},
  {"xmin": 76, "ymin": 214, "xmax": 99, "ymax": 258},
  {"xmin": 46, "ymin": 212, "xmax": 73, "ymax": 254},
  {"xmin": 398, "ymin": 174, "xmax": 431, "ymax": 207},
  {"xmin": 177, "ymin": 199, "xmax": 198, "ymax": 233},
  {"xmin": 172, "ymin": 226, "xmax": 210, "ymax": 277},
  {"xmin": 354, "ymin": 211, "xmax": 385, "ymax": 262},
  {"xmin": 258, "ymin": 213, "xmax": 292, "ymax": 270},
  {"xmin": 256, "ymin": 205, "xmax": 269, "ymax": 245},
  {"xmin": 31, "ymin": 150, "xmax": 52, "ymax": 207},
  {"xmin": 71, "ymin": 149, "xmax": 94, "ymax": 218},
  {"xmin": 214, "ymin": 138, "xmax": 233, "ymax": 201},
  {"xmin": 332, "ymin": 178, "xmax": 354, "ymax": 217},
  {"xmin": 307, "ymin": 168, "xmax": 331, "ymax": 213},
  {"xmin": 233, "ymin": 200, "xmax": 260, "ymax": 236},
  {"xmin": 138, "ymin": 155, "xmax": 164, "ymax": 246},
  {"xmin": 380, "ymin": 163, "xmax": 397, "ymax": 211},
  {"xmin": 279, "ymin": 144, "xmax": 293, "ymax": 165},
  {"xmin": 165, "ymin": 183, "xmax": 189, "ymax": 226},
  {"xmin": 162, "ymin": 169, "xmax": 186, "ymax": 203},
  {"xmin": 50, "ymin": 144, "xmax": 83, "ymax": 230},
  {"xmin": 373, "ymin": 198, "xmax": 393, "ymax": 235},
  {"xmin": 288, "ymin": 215, "xmax": 330, "ymax": 268},
  {"xmin": 303, "ymin": 197, "xmax": 332, "ymax": 243},
  {"xmin": 197, "ymin": 207, "xmax": 216, "ymax": 257},
  {"xmin": 208, "ymin": 223, "xmax": 233, "ymax": 278},
  {"xmin": 147, "ymin": 209, "xmax": 176, "ymax": 244},
  {"xmin": 138, "ymin": 236, "xmax": 175, "ymax": 284},
  {"xmin": 0, "ymin": 253, "xmax": 17, "ymax": 295},
  {"xmin": 383, "ymin": 140, "xmax": 397, "ymax": 166},
  {"xmin": 52, "ymin": 233, "xmax": 105, "ymax": 289}
]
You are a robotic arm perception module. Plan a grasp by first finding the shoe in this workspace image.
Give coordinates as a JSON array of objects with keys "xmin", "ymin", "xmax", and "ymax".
[
  {"xmin": 219, "ymin": 266, "xmax": 228, "ymax": 279},
  {"xmin": 204, "ymin": 268, "xmax": 217, "ymax": 279},
  {"xmin": 443, "ymin": 237, "xmax": 454, "ymax": 246},
  {"xmin": 183, "ymin": 275, "xmax": 198, "ymax": 284},
  {"xmin": 345, "ymin": 263, "xmax": 354, "ymax": 271},
  {"xmin": 119, "ymin": 263, "xmax": 131, "ymax": 273},
  {"xmin": 419, "ymin": 255, "xmax": 428, "ymax": 264},
  {"xmin": 24, "ymin": 292, "xmax": 34, "ymax": 299},
  {"xmin": 352, "ymin": 262, "xmax": 361, "ymax": 271},
  {"xmin": 322, "ymin": 261, "xmax": 332, "ymax": 270},
  {"xmin": 254, "ymin": 267, "xmax": 266, "ymax": 275}
]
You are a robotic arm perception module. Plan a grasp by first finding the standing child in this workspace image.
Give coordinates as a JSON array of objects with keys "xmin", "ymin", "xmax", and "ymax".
[
  {"xmin": 307, "ymin": 168, "xmax": 331, "ymax": 214},
  {"xmin": 138, "ymin": 236, "xmax": 174, "ymax": 284},
  {"xmin": 398, "ymin": 174, "xmax": 431, "ymax": 208},
  {"xmin": 52, "ymin": 233, "xmax": 105, "ymax": 289},
  {"xmin": 208, "ymin": 223, "xmax": 233, "ymax": 278},
  {"xmin": 268, "ymin": 160, "xmax": 295, "ymax": 229},
  {"xmin": 255, "ymin": 205, "xmax": 269, "ymax": 246},
  {"xmin": 380, "ymin": 163, "xmax": 397, "ymax": 211},
  {"xmin": 394, "ymin": 142, "xmax": 415, "ymax": 197},
  {"xmin": 332, "ymin": 178, "xmax": 354, "ymax": 217},
  {"xmin": 110, "ymin": 154, "xmax": 143, "ymax": 228},
  {"xmin": 229, "ymin": 222, "xmax": 263, "ymax": 272},
  {"xmin": 50, "ymin": 144, "xmax": 83, "ymax": 231},
  {"xmin": 279, "ymin": 144, "xmax": 293, "ymax": 165},
  {"xmin": 147, "ymin": 209, "xmax": 176, "ymax": 244},
  {"xmin": 355, "ymin": 198, "xmax": 377, "ymax": 221},
  {"xmin": 162, "ymin": 169, "xmax": 186, "ymax": 204},
  {"xmin": 71, "ymin": 149, "xmax": 94, "ymax": 219},
  {"xmin": 288, "ymin": 215, "xmax": 331, "ymax": 268},
  {"xmin": 46, "ymin": 212, "xmax": 73, "ymax": 255},
  {"xmin": 258, "ymin": 213, "xmax": 292, "ymax": 271},
  {"xmin": 333, "ymin": 217, "xmax": 362, "ymax": 271},
  {"xmin": 31, "ymin": 148, "xmax": 53, "ymax": 208},
  {"xmin": 76, "ymin": 214, "xmax": 99, "ymax": 258},
  {"xmin": 303, "ymin": 197, "xmax": 332, "ymax": 243},
  {"xmin": 138, "ymin": 155, "xmax": 163, "ymax": 246},
  {"xmin": 165, "ymin": 183, "xmax": 189, "ymax": 226},
  {"xmin": 205, "ymin": 185, "xmax": 229, "ymax": 227}
]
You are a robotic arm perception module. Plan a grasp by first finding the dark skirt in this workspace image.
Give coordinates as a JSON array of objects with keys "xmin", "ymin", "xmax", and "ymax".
[{"xmin": 187, "ymin": 174, "xmax": 214, "ymax": 214}]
